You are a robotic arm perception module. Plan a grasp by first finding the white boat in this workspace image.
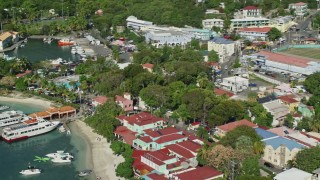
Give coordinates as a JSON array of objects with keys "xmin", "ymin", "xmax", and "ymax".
[
  {"xmin": 0, "ymin": 110, "xmax": 28, "ymax": 127},
  {"xmin": 51, "ymin": 58, "xmax": 63, "ymax": 65},
  {"xmin": 78, "ymin": 169, "xmax": 92, "ymax": 177},
  {"xmin": 71, "ymin": 49, "xmax": 77, "ymax": 54},
  {"xmin": 20, "ymin": 164, "xmax": 41, "ymax": 175},
  {"xmin": 46, "ymin": 150, "xmax": 73, "ymax": 159},
  {"xmin": 51, "ymin": 155, "xmax": 73, "ymax": 163},
  {"xmin": 0, "ymin": 105, "xmax": 9, "ymax": 111},
  {"xmin": 1, "ymin": 118, "xmax": 60, "ymax": 143}
]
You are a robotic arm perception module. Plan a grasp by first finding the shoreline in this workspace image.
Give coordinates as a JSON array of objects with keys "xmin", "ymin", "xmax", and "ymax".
[
  {"xmin": 0, "ymin": 95, "xmax": 53, "ymax": 110},
  {"xmin": 72, "ymin": 120, "xmax": 124, "ymax": 180}
]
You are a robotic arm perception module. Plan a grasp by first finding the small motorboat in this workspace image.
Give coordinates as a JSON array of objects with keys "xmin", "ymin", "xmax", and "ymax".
[
  {"xmin": 20, "ymin": 164, "xmax": 41, "ymax": 175},
  {"xmin": 51, "ymin": 156, "xmax": 73, "ymax": 163},
  {"xmin": 46, "ymin": 150, "xmax": 73, "ymax": 159},
  {"xmin": 78, "ymin": 169, "xmax": 92, "ymax": 177},
  {"xmin": 0, "ymin": 105, "xmax": 9, "ymax": 111}
]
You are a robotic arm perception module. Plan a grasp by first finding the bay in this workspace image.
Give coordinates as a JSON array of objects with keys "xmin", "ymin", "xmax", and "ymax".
[
  {"xmin": 5, "ymin": 39, "xmax": 80, "ymax": 63},
  {"xmin": 0, "ymin": 101, "xmax": 94, "ymax": 180}
]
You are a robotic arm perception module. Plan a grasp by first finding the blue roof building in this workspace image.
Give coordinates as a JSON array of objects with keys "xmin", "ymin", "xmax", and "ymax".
[
  {"xmin": 262, "ymin": 136, "xmax": 305, "ymax": 168},
  {"xmin": 255, "ymin": 128, "xmax": 278, "ymax": 140}
]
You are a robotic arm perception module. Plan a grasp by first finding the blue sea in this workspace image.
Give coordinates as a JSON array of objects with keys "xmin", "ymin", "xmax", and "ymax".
[{"xmin": 0, "ymin": 101, "xmax": 94, "ymax": 180}]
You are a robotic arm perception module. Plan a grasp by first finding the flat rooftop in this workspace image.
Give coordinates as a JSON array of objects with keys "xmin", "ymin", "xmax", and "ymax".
[{"xmin": 257, "ymin": 51, "xmax": 311, "ymax": 68}]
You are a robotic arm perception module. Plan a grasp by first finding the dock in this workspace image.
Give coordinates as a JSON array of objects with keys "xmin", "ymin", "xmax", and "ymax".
[{"xmin": 0, "ymin": 39, "xmax": 25, "ymax": 53}]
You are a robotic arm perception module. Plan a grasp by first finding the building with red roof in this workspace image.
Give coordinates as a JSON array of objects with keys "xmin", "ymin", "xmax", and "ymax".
[
  {"xmin": 216, "ymin": 119, "xmax": 258, "ymax": 137},
  {"xmin": 174, "ymin": 166, "xmax": 224, "ymax": 180},
  {"xmin": 166, "ymin": 140, "xmax": 201, "ymax": 160},
  {"xmin": 16, "ymin": 70, "xmax": 32, "ymax": 78},
  {"xmin": 116, "ymin": 112, "xmax": 167, "ymax": 134},
  {"xmin": 277, "ymin": 95, "xmax": 300, "ymax": 112},
  {"xmin": 238, "ymin": 27, "xmax": 271, "ymax": 41},
  {"xmin": 142, "ymin": 63, "xmax": 154, "ymax": 73},
  {"xmin": 214, "ymin": 88, "xmax": 234, "ymax": 98},
  {"xmin": 133, "ymin": 127, "xmax": 187, "ymax": 151},
  {"xmin": 234, "ymin": 5, "xmax": 261, "ymax": 19},
  {"xmin": 289, "ymin": 2, "xmax": 308, "ymax": 16},
  {"xmin": 254, "ymin": 51, "xmax": 320, "ymax": 75},
  {"xmin": 91, "ymin": 96, "xmax": 108, "ymax": 107},
  {"xmin": 115, "ymin": 94, "xmax": 133, "ymax": 111},
  {"xmin": 114, "ymin": 126, "xmax": 137, "ymax": 145}
]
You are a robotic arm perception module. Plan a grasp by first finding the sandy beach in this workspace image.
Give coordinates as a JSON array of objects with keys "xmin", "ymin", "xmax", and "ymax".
[
  {"xmin": 73, "ymin": 120, "xmax": 124, "ymax": 180},
  {"xmin": 0, "ymin": 95, "xmax": 53, "ymax": 109}
]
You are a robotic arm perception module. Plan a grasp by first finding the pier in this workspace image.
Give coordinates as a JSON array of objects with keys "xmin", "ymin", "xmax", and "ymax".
[{"xmin": 0, "ymin": 39, "xmax": 25, "ymax": 53}]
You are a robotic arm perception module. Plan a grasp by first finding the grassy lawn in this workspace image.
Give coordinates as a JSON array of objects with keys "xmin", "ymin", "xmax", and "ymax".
[{"xmin": 282, "ymin": 48, "xmax": 320, "ymax": 60}]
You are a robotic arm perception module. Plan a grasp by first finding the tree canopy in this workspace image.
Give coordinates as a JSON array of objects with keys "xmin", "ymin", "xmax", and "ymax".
[{"xmin": 292, "ymin": 146, "xmax": 320, "ymax": 173}]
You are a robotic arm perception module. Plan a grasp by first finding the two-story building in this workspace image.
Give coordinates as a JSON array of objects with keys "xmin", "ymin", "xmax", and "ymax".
[
  {"xmin": 238, "ymin": 27, "xmax": 271, "ymax": 41},
  {"xmin": 115, "ymin": 93, "xmax": 133, "ymax": 112},
  {"xmin": 270, "ymin": 16, "xmax": 296, "ymax": 33},
  {"xmin": 277, "ymin": 95, "xmax": 300, "ymax": 113},
  {"xmin": 133, "ymin": 127, "xmax": 188, "ymax": 151},
  {"xmin": 0, "ymin": 31, "xmax": 19, "ymax": 50},
  {"xmin": 262, "ymin": 99, "xmax": 290, "ymax": 127},
  {"xmin": 234, "ymin": 6, "xmax": 262, "ymax": 19},
  {"xmin": 202, "ymin": 19, "xmax": 224, "ymax": 29},
  {"xmin": 208, "ymin": 37, "xmax": 236, "ymax": 62},
  {"xmin": 220, "ymin": 76, "xmax": 249, "ymax": 93},
  {"xmin": 116, "ymin": 112, "xmax": 167, "ymax": 134},
  {"xmin": 126, "ymin": 16, "xmax": 153, "ymax": 30},
  {"xmin": 255, "ymin": 128, "xmax": 305, "ymax": 168},
  {"xmin": 230, "ymin": 17, "xmax": 270, "ymax": 31},
  {"xmin": 289, "ymin": 2, "xmax": 308, "ymax": 17}
]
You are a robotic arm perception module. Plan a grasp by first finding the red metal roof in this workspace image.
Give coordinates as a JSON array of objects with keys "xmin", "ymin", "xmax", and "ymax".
[
  {"xmin": 214, "ymin": 88, "xmax": 234, "ymax": 97},
  {"xmin": 132, "ymin": 158, "xmax": 154, "ymax": 172},
  {"xmin": 191, "ymin": 122, "xmax": 200, "ymax": 126},
  {"xmin": 177, "ymin": 141, "xmax": 202, "ymax": 153},
  {"xmin": 114, "ymin": 126, "xmax": 136, "ymax": 145},
  {"xmin": 238, "ymin": 27, "xmax": 271, "ymax": 33},
  {"xmin": 295, "ymin": 2, "xmax": 306, "ymax": 6},
  {"xmin": 145, "ymin": 127, "xmax": 181, "ymax": 138},
  {"xmin": 258, "ymin": 51, "xmax": 310, "ymax": 68},
  {"xmin": 243, "ymin": 6, "xmax": 259, "ymax": 10},
  {"xmin": 142, "ymin": 63, "xmax": 154, "ymax": 69},
  {"xmin": 117, "ymin": 112, "xmax": 165, "ymax": 126},
  {"xmin": 217, "ymin": 119, "xmax": 257, "ymax": 132},
  {"xmin": 132, "ymin": 150, "xmax": 149, "ymax": 159},
  {"xmin": 176, "ymin": 166, "xmax": 223, "ymax": 180},
  {"xmin": 139, "ymin": 136, "xmax": 153, "ymax": 143},
  {"xmin": 166, "ymin": 144, "xmax": 195, "ymax": 159},
  {"xmin": 155, "ymin": 134, "xmax": 187, "ymax": 144},
  {"xmin": 92, "ymin": 96, "xmax": 108, "ymax": 105},
  {"xmin": 16, "ymin": 70, "xmax": 32, "ymax": 78},
  {"xmin": 278, "ymin": 95, "xmax": 299, "ymax": 104},
  {"xmin": 146, "ymin": 173, "xmax": 167, "ymax": 180},
  {"xmin": 143, "ymin": 149, "xmax": 175, "ymax": 166}
]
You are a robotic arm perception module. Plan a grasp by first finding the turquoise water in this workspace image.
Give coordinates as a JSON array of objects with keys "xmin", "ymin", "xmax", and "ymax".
[
  {"xmin": 5, "ymin": 39, "xmax": 80, "ymax": 63},
  {"xmin": 0, "ymin": 101, "xmax": 94, "ymax": 180}
]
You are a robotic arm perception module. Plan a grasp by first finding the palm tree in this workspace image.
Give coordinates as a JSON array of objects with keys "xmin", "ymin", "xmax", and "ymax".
[
  {"xmin": 197, "ymin": 143, "xmax": 210, "ymax": 161},
  {"xmin": 308, "ymin": 117, "xmax": 320, "ymax": 133},
  {"xmin": 253, "ymin": 141, "xmax": 265, "ymax": 155}
]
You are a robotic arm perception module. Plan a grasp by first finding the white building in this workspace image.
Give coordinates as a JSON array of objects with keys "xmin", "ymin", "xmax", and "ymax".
[
  {"xmin": 238, "ymin": 27, "xmax": 271, "ymax": 41},
  {"xmin": 202, "ymin": 19, "xmax": 224, "ymax": 29},
  {"xmin": 262, "ymin": 99, "xmax": 290, "ymax": 127},
  {"xmin": 230, "ymin": 17, "xmax": 270, "ymax": 30},
  {"xmin": 234, "ymin": 6, "xmax": 262, "ymax": 19},
  {"xmin": 126, "ymin": 16, "xmax": 153, "ymax": 30},
  {"xmin": 144, "ymin": 26, "xmax": 217, "ymax": 48},
  {"xmin": 274, "ymin": 168, "xmax": 313, "ymax": 180},
  {"xmin": 220, "ymin": 76, "xmax": 249, "ymax": 93},
  {"xmin": 270, "ymin": 16, "xmax": 296, "ymax": 32},
  {"xmin": 289, "ymin": 2, "xmax": 308, "ymax": 16},
  {"xmin": 208, "ymin": 37, "xmax": 236, "ymax": 62},
  {"xmin": 0, "ymin": 31, "xmax": 19, "ymax": 50},
  {"xmin": 253, "ymin": 51, "xmax": 320, "ymax": 75}
]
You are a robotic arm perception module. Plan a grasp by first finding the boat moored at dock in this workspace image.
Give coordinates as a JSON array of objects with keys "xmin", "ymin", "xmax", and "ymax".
[
  {"xmin": 1, "ymin": 118, "xmax": 60, "ymax": 142},
  {"xmin": 0, "ymin": 110, "xmax": 29, "ymax": 127},
  {"xmin": 58, "ymin": 38, "xmax": 75, "ymax": 46}
]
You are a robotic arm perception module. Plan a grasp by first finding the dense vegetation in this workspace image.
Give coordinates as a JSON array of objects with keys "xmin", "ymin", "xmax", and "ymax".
[{"xmin": 291, "ymin": 146, "xmax": 320, "ymax": 173}]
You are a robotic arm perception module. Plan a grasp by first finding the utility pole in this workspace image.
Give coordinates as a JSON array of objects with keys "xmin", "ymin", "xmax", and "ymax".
[{"xmin": 62, "ymin": 0, "xmax": 64, "ymax": 19}]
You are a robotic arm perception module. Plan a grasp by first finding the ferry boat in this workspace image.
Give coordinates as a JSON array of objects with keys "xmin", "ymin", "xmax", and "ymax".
[
  {"xmin": 1, "ymin": 118, "xmax": 60, "ymax": 143},
  {"xmin": 0, "ymin": 105, "xmax": 10, "ymax": 111},
  {"xmin": 58, "ymin": 38, "xmax": 75, "ymax": 46},
  {"xmin": 0, "ymin": 110, "xmax": 28, "ymax": 127}
]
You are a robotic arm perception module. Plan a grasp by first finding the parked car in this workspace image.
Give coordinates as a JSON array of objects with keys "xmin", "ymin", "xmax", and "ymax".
[{"xmin": 264, "ymin": 162, "xmax": 274, "ymax": 168}]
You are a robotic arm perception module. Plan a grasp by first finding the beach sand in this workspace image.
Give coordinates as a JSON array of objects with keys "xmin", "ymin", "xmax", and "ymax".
[
  {"xmin": 0, "ymin": 95, "xmax": 53, "ymax": 109},
  {"xmin": 73, "ymin": 120, "xmax": 124, "ymax": 180}
]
